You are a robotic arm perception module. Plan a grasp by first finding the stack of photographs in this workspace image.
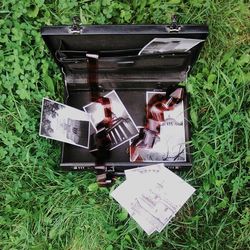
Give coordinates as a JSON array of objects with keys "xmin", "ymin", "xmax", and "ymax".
[{"xmin": 111, "ymin": 164, "xmax": 195, "ymax": 235}]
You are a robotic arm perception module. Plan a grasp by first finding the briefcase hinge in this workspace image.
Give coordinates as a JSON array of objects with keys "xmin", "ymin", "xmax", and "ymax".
[
  {"xmin": 69, "ymin": 16, "xmax": 83, "ymax": 34},
  {"xmin": 165, "ymin": 15, "xmax": 182, "ymax": 33}
]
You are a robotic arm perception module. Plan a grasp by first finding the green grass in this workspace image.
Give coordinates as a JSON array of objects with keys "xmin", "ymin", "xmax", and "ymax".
[{"xmin": 0, "ymin": 0, "xmax": 249, "ymax": 249}]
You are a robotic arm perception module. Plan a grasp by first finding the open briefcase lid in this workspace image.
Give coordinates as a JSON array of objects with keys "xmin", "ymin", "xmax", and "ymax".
[{"xmin": 41, "ymin": 22, "xmax": 208, "ymax": 88}]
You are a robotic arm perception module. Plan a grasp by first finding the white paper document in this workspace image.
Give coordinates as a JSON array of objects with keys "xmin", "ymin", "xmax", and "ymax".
[{"xmin": 111, "ymin": 164, "xmax": 195, "ymax": 235}]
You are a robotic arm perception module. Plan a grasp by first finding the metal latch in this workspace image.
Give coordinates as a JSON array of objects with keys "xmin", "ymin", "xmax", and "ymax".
[
  {"xmin": 107, "ymin": 165, "xmax": 115, "ymax": 173},
  {"xmin": 95, "ymin": 165, "xmax": 115, "ymax": 186},
  {"xmin": 165, "ymin": 15, "xmax": 182, "ymax": 33},
  {"xmin": 69, "ymin": 16, "xmax": 82, "ymax": 34}
]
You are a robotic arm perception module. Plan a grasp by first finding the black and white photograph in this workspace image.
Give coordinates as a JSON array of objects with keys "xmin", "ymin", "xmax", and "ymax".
[
  {"xmin": 130, "ymin": 91, "xmax": 186, "ymax": 162},
  {"xmin": 139, "ymin": 38, "xmax": 204, "ymax": 55},
  {"xmin": 84, "ymin": 90, "xmax": 139, "ymax": 150},
  {"xmin": 39, "ymin": 98, "xmax": 90, "ymax": 148}
]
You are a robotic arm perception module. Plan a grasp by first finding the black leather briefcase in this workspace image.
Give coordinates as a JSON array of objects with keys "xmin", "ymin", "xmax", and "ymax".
[{"xmin": 41, "ymin": 18, "xmax": 208, "ymax": 177}]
